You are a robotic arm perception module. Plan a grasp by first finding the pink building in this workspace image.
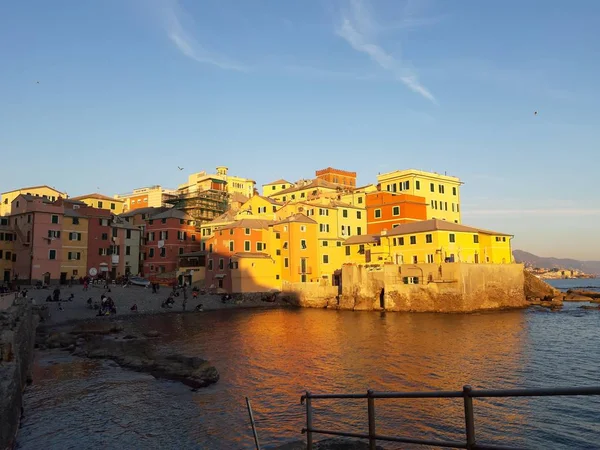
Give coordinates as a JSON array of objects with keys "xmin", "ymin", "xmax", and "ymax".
[{"xmin": 11, "ymin": 194, "xmax": 64, "ymax": 284}]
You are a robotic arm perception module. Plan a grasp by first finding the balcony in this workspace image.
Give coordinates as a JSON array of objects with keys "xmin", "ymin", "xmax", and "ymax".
[{"xmin": 298, "ymin": 266, "xmax": 313, "ymax": 274}]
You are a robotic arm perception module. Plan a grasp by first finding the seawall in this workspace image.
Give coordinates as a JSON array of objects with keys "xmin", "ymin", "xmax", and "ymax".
[
  {"xmin": 280, "ymin": 263, "xmax": 527, "ymax": 313},
  {"xmin": 0, "ymin": 295, "xmax": 38, "ymax": 450}
]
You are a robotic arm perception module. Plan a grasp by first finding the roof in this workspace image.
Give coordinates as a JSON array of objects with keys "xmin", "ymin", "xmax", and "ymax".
[
  {"xmin": 384, "ymin": 219, "xmax": 511, "ymax": 237},
  {"xmin": 150, "ymin": 208, "xmax": 195, "ymax": 221},
  {"xmin": 233, "ymin": 252, "xmax": 271, "ymax": 259},
  {"xmin": 70, "ymin": 193, "xmax": 124, "ymax": 202},
  {"xmin": 1, "ymin": 185, "xmax": 66, "ymax": 195},
  {"xmin": 255, "ymin": 195, "xmax": 283, "ymax": 206},
  {"xmin": 262, "ymin": 179, "xmax": 293, "ymax": 186},
  {"xmin": 120, "ymin": 206, "xmax": 169, "ymax": 218},
  {"xmin": 63, "ymin": 199, "xmax": 87, "ymax": 206},
  {"xmin": 272, "ymin": 213, "xmax": 317, "ymax": 225},
  {"xmin": 220, "ymin": 218, "xmax": 273, "ymax": 230},
  {"xmin": 17, "ymin": 194, "xmax": 54, "ymax": 204},
  {"xmin": 206, "ymin": 209, "xmax": 237, "ymax": 226},
  {"xmin": 229, "ymin": 192, "xmax": 249, "ymax": 204},
  {"xmin": 344, "ymin": 235, "xmax": 381, "ymax": 245},
  {"xmin": 64, "ymin": 209, "xmax": 84, "ymax": 218},
  {"xmin": 377, "ymin": 169, "xmax": 463, "ymax": 184},
  {"xmin": 274, "ymin": 178, "xmax": 343, "ymax": 196}
]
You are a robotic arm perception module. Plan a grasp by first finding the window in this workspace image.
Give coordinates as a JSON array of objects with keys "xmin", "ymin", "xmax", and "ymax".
[
  {"xmin": 161, "ymin": 218, "xmax": 167, "ymax": 224},
  {"xmin": 245, "ymin": 228, "xmax": 251, "ymax": 235},
  {"xmin": 229, "ymin": 241, "xmax": 234, "ymax": 252},
  {"xmin": 374, "ymin": 209, "xmax": 381, "ymax": 218},
  {"xmin": 323, "ymin": 255, "xmax": 329, "ymax": 264},
  {"xmin": 300, "ymin": 225, "xmax": 306, "ymax": 232},
  {"xmin": 283, "ymin": 242, "xmax": 288, "ymax": 249},
  {"xmin": 149, "ymin": 248, "xmax": 155, "ymax": 257},
  {"xmin": 426, "ymin": 254, "xmax": 434, "ymax": 263},
  {"xmin": 149, "ymin": 219, "xmax": 154, "ymax": 225},
  {"xmin": 126, "ymin": 229, "xmax": 131, "ymax": 239},
  {"xmin": 160, "ymin": 248, "xmax": 166, "ymax": 257},
  {"xmin": 319, "ymin": 224, "xmax": 330, "ymax": 233},
  {"xmin": 208, "ymin": 259, "xmax": 213, "ymax": 270},
  {"xmin": 284, "ymin": 258, "xmax": 289, "ymax": 268},
  {"xmin": 392, "ymin": 206, "xmax": 400, "ymax": 216},
  {"xmin": 51, "ymin": 215, "xmax": 59, "ymax": 224},
  {"xmin": 282, "ymin": 196, "xmax": 287, "ymax": 202},
  {"xmin": 219, "ymin": 258, "xmax": 224, "ymax": 270},
  {"xmin": 5, "ymin": 251, "xmax": 11, "ymax": 260},
  {"xmin": 430, "ymin": 183, "xmax": 435, "ymax": 192},
  {"xmin": 410, "ymin": 236, "xmax": 417, "ymax": 245},
  {"xmin": 416, "ymin": 180, "xmax": 420, "ymax": 190},
  {"xmin": 342, "ymin": 209, "xmax": 348, "ymax": 218},
  {"xmin": 356, "ymin": 211, "xmax": 362, "ymax": 219},
  {"xmin": 101, "ymin": 233, "xmax": 108, "ymax": 240},
  {"xmin": 399, "ymin": 237, "xmax": 405, "ymax": 245},
  {"xmin": 275, "ymin": 232, "xmax": 281, "ymax": 239},
  {"xmin": 358, "ymin": 245, "xmax": 365, "ymax": 254},
  {"xmin": 48, "ymin": 230, "xmax": 60, "ymax": 239},
  {"xmin": 110, "ymin": 203, "xmax": 115, "ymax": 210},
  {"xmin": 453, "ymin": 187, "xmax": 457, "ymax": 196},
  {"xmin": 126, "ymin": 246, "xmax": 131, "ymax": 256},
  {"xmin": 502, "ymin": 237, "xmax": 506, "ymax": 242},
  {"xmin": 426, "ymin": 234, "xmax": 433, "ymax": 243},
  {"xmin": 112, "ymin": 227, "xmax": 118, "ymax": 238},
  {"xmin": 49, "ymin": 249, "xmax": 56, "ymax": 260},
  {"xmin": 257, "ymin": 242, "xmax": 263, "ymax": 251},
  {"xmin": 276, "ymin": 274, "xmax": 280, "ymax": 280},
  {"xmin": 301, "ymin": 240, "xmax": 307, "ymax": 249},
  {"xmin": 0, "ymin": 250, "xmax": 2, "ymax": 258},
  {"xmin": 413, "ymin": 255, "xmax": 418, "ymax": 264},
  {"xmin": 160, "ymin": 231, "xmax": 168, "ymax": 240},
  {"xmin": 345, "ymin": 246, "xmax": 350, "ymax": 256},
  {"xmin": 319, "ymin": 208, "xmax": 329, "ymax": 216},
  {"xmin": 449, "ymin": 233, "xmax": 456, "ymax": 243},
  {"xmin": 244, "ymin": 241, "xmax": 250, "ymax": 251},
  {"xmin": 98, "ymin": 201, "xmax": 103, "ymax": 208},
  {"xmin": 357, "ymin": 227, "xmax": 362, "ymax": 235},
  {"xmin": 276, "ymin": 249, "xmax": 281, "ymax": 256},
  {"xmin": 69, "ymin": 232, "xmax": 81, "ymax": 241},
  {"xmin": 337, "ymin": 241, "xmax": 342, "ymax": 247},
  {"xmin": 322, "ymin": 241, "xmax": 328, "ymax": 247},
  {"xmin": 439, "ymin": 184, "xmax": 445, "ymax": 194},
  {"xmin": 358, "ymin": 197, "xmax": 363, "ymax": 204},
  {"xmin": 473, "ymin": 235, "xmax": 479, "ymax": 244},
  {"xmin": 11, "ymin": 253, "xmax": 16, "ymax": 262}
]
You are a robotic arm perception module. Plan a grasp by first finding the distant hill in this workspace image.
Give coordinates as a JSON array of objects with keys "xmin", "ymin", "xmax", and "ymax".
[{"xmin": 513, "ymin": 250, "xmax": 600, "ymax": 275}]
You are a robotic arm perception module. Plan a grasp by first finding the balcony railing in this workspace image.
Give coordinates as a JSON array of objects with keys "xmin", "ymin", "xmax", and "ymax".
[
  {"xmin": 298, "ymin": 267, "xmax": 313, "ymax": 274},
  {"xmin": 300, "ymin": 385, "xmax": 600, "ymax": 450}
]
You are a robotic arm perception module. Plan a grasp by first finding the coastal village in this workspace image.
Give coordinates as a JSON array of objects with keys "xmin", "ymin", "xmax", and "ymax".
[{"xmin": 0, "ymin": 166, "xmax": 515, "ymax": 296}]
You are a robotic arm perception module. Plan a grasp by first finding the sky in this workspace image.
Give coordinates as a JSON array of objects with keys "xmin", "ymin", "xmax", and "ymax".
[{"xmin": 1, "ymin": 0, "xmax": 599, "ymax": 260}]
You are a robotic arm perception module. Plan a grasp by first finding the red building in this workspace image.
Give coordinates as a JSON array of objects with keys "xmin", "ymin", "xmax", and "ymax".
[
  {"xmin": 205, "ymin": 218, "xmax": 272, "ymax": 291},
  {"xmin": 315, "ymin": 167, "xmax": 357, "ymax": 188},
  {"xmin": 366, "ymin": 191, "xmax": 428, "ymax": 234},
  {"xmin": 143, "ymin": 209, "xmax": 201, "ymax": 277},
  {"xmin": 83, "ymin": 207, "xmax": 112, "ymax": 279}
]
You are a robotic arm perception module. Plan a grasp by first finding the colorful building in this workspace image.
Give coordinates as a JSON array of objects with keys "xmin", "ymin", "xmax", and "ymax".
[
  {"xmin": 0, "ymin": 217, "xmax": 15, "ymax": 284},
  {"xmin": 236, "ymin": 195, "xmax": 281, "ymax": 220},
  {"xmin": 261, "ymin": 179, "xmax": 294, "ymax": 197},
  {"xmin": 60, "ymin": 208, "xmax": 88, "ymax": 281},
  {"xmin": 114, "ymin": 185, "xmax": 177, "ymax": 212},
  {"xmin": 11, "ymin": 194, "xmax": 64, "ymax": 284},
  {"xmin": 343, "ymin": 219, "xmax": 513, "ymax": 265},
  {"xmin": 143, "ymin": 208, "xmax": 201, "ymax": 276},
  {"xmin": 111, "ymin": 219, "xmax": 142, "ymax": 277},
  {"xmin": 365, "ymin": 191, "xmax": 428, "ymax": 234},
  {"xmin": 376, "ymin": 169, "xmax": 463, "ymax": 223},
  {"xmin": 69, "ymin": 193, "xmax": 126, "ymax": 214},
  {"xmin": 267, "ymin": 178, "xmax": 342, "ymax": 203},
  {"xmin": 315, "ymin": 167, "xmax": 357, "ymax": 188},
  {"xmin": 1, "ymin": 185, "xmax": 66, "ymax": 216},
  {"xmin": 83, "ymin": 207, "xmax": 113, "ymax": 279}
]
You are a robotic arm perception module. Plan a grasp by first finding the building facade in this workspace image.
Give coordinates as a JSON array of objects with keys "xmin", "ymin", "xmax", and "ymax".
[
  {"xmin": 69, "ymin": 193, "xmax": 126, "ymax": 214},
  {"xmin": 365, "ymin": 191, "xmax": 428, "ymax": 234},
  {"xmin": 114, "ymin": 185, "xmax": 177, "ymax": 212},
  {"xmin": 60, "ymin": 209, "xmax": 88, "ymax": 281},
  {"xmin": 1, "ymin": 185, "xmax": 66, "ymax": 216},
  {"xmin": 0, "ymin": 217, "xmax": 15, "ymax": 284},
  {"xmin": 315, "ymin": 167, "xmax": 357, "ymax": 188},
  {"xmin": 261, "ymin": 179, "xmax": 294, "ymax": 197}
]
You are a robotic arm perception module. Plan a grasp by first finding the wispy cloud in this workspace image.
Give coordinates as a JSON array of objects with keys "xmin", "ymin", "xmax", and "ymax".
[
  {"xmin": 334, "ymin": 0, "xmax": 436, "ymax": 102},
  {"xmin": 157, "ymin": 0, "xmax": 246, "ymax": 71},
  {"xmin": 465, "ymin": 209, "xmax": 600, "ymax": 217}
]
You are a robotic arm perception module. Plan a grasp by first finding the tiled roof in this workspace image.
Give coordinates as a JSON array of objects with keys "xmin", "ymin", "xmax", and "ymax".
[
  {"xmin": 255, "ymin": 195, "xmax": 283, "ymax": 206},
  {"xmin": 344, "ymin": 235, "xmax": 381, "ymax": 245},
  {"xmin": 384, "ymin": 219, "xmax": 511, "ymax": 237},
  {"xmin": 272, "ymin": 213, "xmax": 317, "ymax": 225},
  {"xmin": 150, "ymin": 208, "xmax": 195, "ymax": 221},
  {"xmin": 18, "ymin": 194, "xmax": 54, "ymax": 204},
  {"xmin": 70, "ymin": 193, "xmax": 124, "ymax": 202},
  {"xmin": 230, "ymin": 192, "xmax": 250, "ymax": 204},
  {"xmin": 1, "ymin": 185, "xmax": 66, "ymax": 195},
  {"xmin": 207, "ymin": 209, "xmax": 237, "ymax": 225},
  {"xmin": 64, "ymin": 209, "xmax": 84, "ymax": 218},
  {"xmin": 120, "ymin": 207, "xmax": 169, "ymax": 218},
  {"xmin": 274, "ymin": 178, "xmax": 342, "ymax": 196},
  {"xmin": 233, "ymin": 252, "xmax": 271, "ymax": 259},
  {"xmin": 262, "ymin": 179, "xmax": 293, "ymax": 186},
  {"xmin": 220, "ymin": 218, "xmax": 273, "ymax": 230}
]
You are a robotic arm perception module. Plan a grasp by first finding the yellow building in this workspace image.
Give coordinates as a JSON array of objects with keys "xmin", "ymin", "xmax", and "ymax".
[
  {"xmin": 267, "ymin": 178, "xmax": 341, "ymax": 203},
  {"xmin": 199, "ymin": 209, "xmax": 237, "ymax": 250},
  {"xmin": 336, "ymin": 184, "xmax": 377, "ymax": 208},
  {"xmin": 376, "ymin": 169, "xmax": 463, "ymax": 223},
  {"xmin": 235, "ymin": 195, "xmax": 282, "ymax": 220},
  {"xmin": 1, "ymin": 185, "xmax": 67, "ymax": 216},
  {"xmin": 269, "ymin": 213, "xmax": 319, "ymax": 283},
  {"xmin": 60, "ymin": 209, "xmax": 88, "ymax": 280},
  {"xmin": 0, "ymin": 217, "xmax": 15, "ymax": 284},
  {"xmin": 230, "ymin": 253, "xmax": 278, "ymax": 292},
  {"xmin": 69, "ymin": 193, "xmax": 126, "ymax": 214},
  {"xmin": 343, "ymin": 219, "xmax": 513, "ymax": 265},
  {"xmin": 262, "ymin": 179, "xmax": 294, "ymax": 197},
  {"xmin": 184, "ymin": 167, "xmax": 256, "ymax": 199}
]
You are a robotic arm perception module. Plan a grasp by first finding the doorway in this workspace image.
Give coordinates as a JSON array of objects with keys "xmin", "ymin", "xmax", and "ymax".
[
  {"xmin": 3, "ymin": 270, "xmax": 9, "ymax": 284},
  {"xmin": 43, "ymin": 272, "xmax": 51, "ymax": 285},
  {"xmin": 60, "ymin": 272, "xmax": 67, "ymax": 285}
]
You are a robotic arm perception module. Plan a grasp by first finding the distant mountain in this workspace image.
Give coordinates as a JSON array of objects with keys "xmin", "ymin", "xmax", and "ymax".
[{"xmin": 513, "ymin": 250, "xmax": 600, "ymax": 275}]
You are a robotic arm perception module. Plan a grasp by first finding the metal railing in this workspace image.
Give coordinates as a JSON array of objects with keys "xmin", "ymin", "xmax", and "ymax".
[{"xmin": 300, "ymin": 385, "xmax": 600, "ymax": 450}]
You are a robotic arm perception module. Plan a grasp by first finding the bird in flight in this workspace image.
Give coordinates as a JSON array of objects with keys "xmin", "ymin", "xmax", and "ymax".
[
  {"xmin": 178, "ymin": 166, "xmax": 184, "ymax": 171},
  {"xmin": 36, "ymin": 81, "xmax": 40, "ymax": 84},
  {"xmin": 534, "ymin": 111, "xmax": 538, "ymax": 116}
]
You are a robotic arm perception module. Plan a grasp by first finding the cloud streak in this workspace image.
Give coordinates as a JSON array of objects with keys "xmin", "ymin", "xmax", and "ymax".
[
  {"xmin": 159, "ymin": 0, "xmax": 246, "ymax": 71},
  {"xmin": 335, "ymin": 0, "xmax": 436, "ymax": 102}
]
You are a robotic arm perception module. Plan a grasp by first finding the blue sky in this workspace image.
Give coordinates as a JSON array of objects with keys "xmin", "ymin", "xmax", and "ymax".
[{"xmin": 1, "ymin": 0, "xmax": 599, "ymax": 260}]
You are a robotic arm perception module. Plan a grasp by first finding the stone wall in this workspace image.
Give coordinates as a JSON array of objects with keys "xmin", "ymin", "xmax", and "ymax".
[
  {"xmin": 339, "ymin": 263, "xmax": 526, "ymax": 313},
  {"xmin": 281, "ymin": 281, "xmax": 339, "ymax": 308},
  {"xmin": 0, "ymin": 299, "xmax": 38, "ymax": 449}
]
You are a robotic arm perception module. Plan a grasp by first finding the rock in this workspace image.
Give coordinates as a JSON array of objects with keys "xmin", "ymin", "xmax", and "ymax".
[
  {"xmin": 579, "ymin": 305, "xmax": 600, "ymax": 310},
  {"xmin": 143, "ymin": 331, "xmax": 160, "ymax": 338},
  {"xmin": 122, "ymin": 334, "xmax": 137, "ymax": 340},
  {"xmin": 524, "ymin": 271, "xmax": 560, "ymax": 301},
  {"xmin": 567, "ymin": 289, "xmax": 600, "ymax": 299},
  {"xmin": 564, "ymin": 293, "xmax": 593, "ymax": 302}
]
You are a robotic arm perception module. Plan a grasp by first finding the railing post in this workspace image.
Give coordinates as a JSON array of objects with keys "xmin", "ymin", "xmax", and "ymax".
[
  {"xmin": 463, "ymin": 385, "xmax": 476, "ymax": 450},
  {"xmin": 305, "ymin": 391, "xmax": 313, "ymax": 450},
  {"xmin": 367, "ymin": 389, "xmax": 376, "ymax": 450}
]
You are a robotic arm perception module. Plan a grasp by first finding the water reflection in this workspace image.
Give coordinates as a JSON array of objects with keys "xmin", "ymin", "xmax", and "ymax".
[{"xmin": 18, "ymin": 307, "xmax": 600, "ymax": 449}]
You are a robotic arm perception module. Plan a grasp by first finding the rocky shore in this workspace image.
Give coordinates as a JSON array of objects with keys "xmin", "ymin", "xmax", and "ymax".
[{"xmin": 35, "ymin": 320, "xmax": 220, "ymax": 389}]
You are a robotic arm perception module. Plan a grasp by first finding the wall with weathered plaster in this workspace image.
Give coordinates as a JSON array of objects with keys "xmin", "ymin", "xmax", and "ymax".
[
  {"xmin": 339, "ymin": 263, "xmax": 526, "ymax": 312},
  {"xmin": 0, "ymin": 298, "xmax": 38, "ymax": 449},
  {"xmin": 281, "ymin": 281, "xmax": 339, "ymax": 308}
]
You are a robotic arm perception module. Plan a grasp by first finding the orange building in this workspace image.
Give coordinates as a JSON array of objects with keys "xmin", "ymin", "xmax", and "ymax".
[
  {"xmin": 366, "ymin": 191, "xmax": 428, "ymax": 234},
  {"xmin": 315, "ymin": 167, "xmax": 357, "ymax": 188}
]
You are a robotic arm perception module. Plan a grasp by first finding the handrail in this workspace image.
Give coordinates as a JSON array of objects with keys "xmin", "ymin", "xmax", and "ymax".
[{"xmin": 300, "ymin": 385, "xmax": 600, "ymax": 450}]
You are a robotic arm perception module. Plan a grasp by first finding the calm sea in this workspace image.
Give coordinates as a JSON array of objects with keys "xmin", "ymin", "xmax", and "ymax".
[{"xmin": 17, "ymin": 279, "xmax": 600, "ymax": 449}]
